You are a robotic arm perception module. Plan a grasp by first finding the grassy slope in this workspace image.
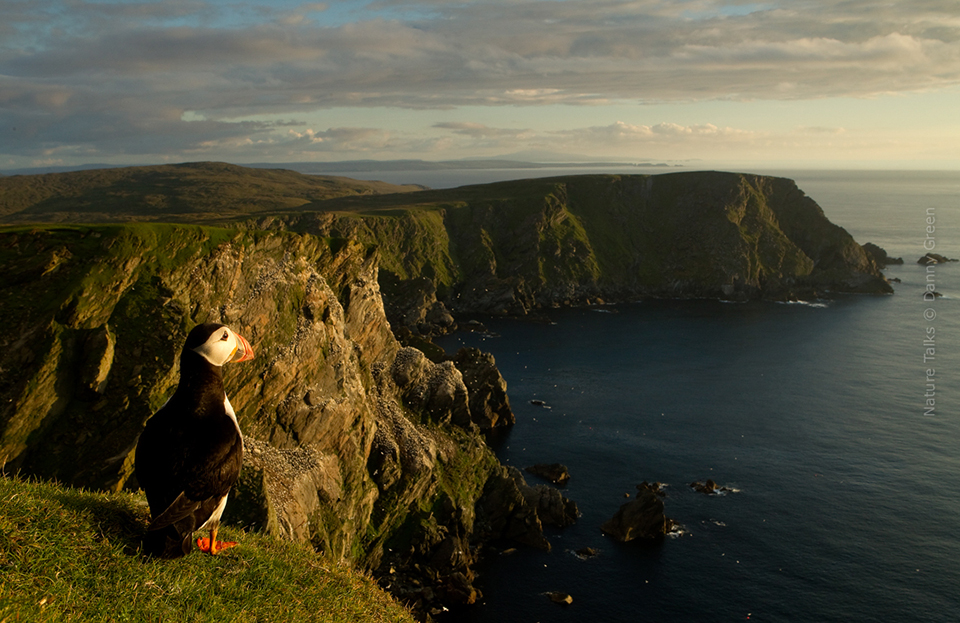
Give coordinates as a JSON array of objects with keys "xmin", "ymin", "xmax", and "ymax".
[
  {"xmin": 0, "ymin": 162, "xmax": 420, "ymax": 223},
  {"xmin": 0, "ymin": 476, "xmax": 415, "ymax": 623}
]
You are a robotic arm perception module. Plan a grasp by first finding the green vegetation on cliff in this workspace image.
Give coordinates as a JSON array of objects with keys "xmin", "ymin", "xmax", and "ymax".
[
  {"xmin": 0, "ymin": 162, "xmax": 420, "ymax": 223},
  {"xmin": 298, "ymin": 171, "xmax": 890, "ymax": 313},
  {"xmin": 0, "ymin": 475, "xmax": 414, "ymax": 623},
  {"xmin": 0, "ymin": 163, "xmax": 891, "ymax": 310}
]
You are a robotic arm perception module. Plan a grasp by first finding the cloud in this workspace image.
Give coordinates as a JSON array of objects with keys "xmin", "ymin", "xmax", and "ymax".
[
  {"xmin": 1, "ymin": 0, "xmax": 958, "ymax": 161},
  {"xmin": 552, "ymin": 121, "xmax": 753, "ymax": 142},
  {"xmin": 433, "ymin": 122, "xmax": 535, "ymax": 139},
  {"xmin": 287, "ymin": 126, "xmax": 393, "ymax": 150}
]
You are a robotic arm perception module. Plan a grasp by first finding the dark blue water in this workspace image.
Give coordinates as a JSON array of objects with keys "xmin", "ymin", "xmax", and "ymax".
[{"xmin": 429, "ymin": 171, "xmax": 960, "ymax": 622}]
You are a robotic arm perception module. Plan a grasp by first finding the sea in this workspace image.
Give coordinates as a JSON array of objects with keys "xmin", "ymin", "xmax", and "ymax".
[{"xmin": 350, "ymin": 166, "xmax": 960, "ymax": 622}]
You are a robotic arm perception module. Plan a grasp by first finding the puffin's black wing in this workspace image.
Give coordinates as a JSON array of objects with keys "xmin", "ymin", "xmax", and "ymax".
[
  {"xmin": 135, "ymin": 398, "xmax": 243, "ymax": 557},
  {"xmin": 178, "ymin": 412, "xmax": 244, "ymax": 504},
  {"xmin": 144, "ymin": 414, "xmax": 243, "ymax": 529}
]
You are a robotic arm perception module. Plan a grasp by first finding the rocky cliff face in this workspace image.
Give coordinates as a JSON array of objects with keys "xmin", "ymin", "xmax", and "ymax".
[
  {"xmin": 269, "ymin": 172, "xmax": 891, "ymax": 332},
  {"xmin": 1, "ymin": 166, "xmax": 891, "ymax": 332},
  {"xmin": 0, "ymin": 224, "xmax": 536, "ymax": 615}
]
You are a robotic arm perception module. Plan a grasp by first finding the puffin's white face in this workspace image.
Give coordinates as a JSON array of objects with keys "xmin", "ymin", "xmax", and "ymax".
[{"xmin": 192, "ymin": 326, "xmax": 255, "ymax": 367}]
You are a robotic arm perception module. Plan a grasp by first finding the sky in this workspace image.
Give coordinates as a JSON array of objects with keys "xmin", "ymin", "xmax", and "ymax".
[{"xmin": 2, "ymin": 0, "xmax": 959, "ymax": 170}]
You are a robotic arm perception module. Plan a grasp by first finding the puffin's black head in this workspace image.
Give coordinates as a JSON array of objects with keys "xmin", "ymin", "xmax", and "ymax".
[{"xmin": 184, "ymin": 323, "xmax": 255, "ymax": 367}]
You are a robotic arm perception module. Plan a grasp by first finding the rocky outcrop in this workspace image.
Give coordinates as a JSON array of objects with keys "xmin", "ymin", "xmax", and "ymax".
[
  {"xmin": 574, "ymin": 546, "xmax": 598, "ymax": 559},
  {"xmin": 601, "ymin": 482, "xmax": 675, "ymax": 542},
  {"xmin": 862, "ymin": 243, "xmax": 903, "ymax": 266},
  {"xmin": 371, "ymin": 462, "xmax": 577, "ymax": 615},
  {"xmin": 474, "ymin": 466, "xmax": 578, "ymax": 551},
  {"xmin": 690, "ymin": 479, "xmax": 736, "ymax": 495},
  {"xmin": 451, "ymin": 348, "xmax": 514, "ymax": 430},
  {"xmin": 379, "ymin": 274, "xmax": 457, "ymax": 337},
  {"xmin": 391, "ymin": 346, "xmax": 472, "ymax": 429},
  {"xmin": 528, "ymin": 482, "xmax": 579, "ymax": 528},
  {"xmin": 546, "ymin": 592, "xmax": 574, "ymax": 605},
  {"xmin": 918, "ymin": 253, "xmax": 958, "ymax": 264},
  {"xmin": 525, "ymin": 463, "xmax": 571, "ymax": 486},
  {"xmin": 0, "ymin": 224, "xmax": 525, "ymax": 618}
]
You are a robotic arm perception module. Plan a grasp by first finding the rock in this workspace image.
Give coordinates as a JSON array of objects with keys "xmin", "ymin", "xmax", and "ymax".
[
  {"xmin": 600, "ymin": 487, "xmax": 673, "ymax": 541},
  {"xmin": 235, "ymin": 438, "xmax": 340, "ymax": 543},
  {"xmin": 574, "ymin": 547, "xmax": 598, "ymax": 559},
  {"xmin": 391, "ymin": 346, "xmax": 473, "ymax": 428},
  {"xmin": 442, "ymin": 572, "xmax": 478, "ymax": 605},
  {"xmin": 429, "ymin": 535, "xmax": 469, "ymax": 574},
  {"xmin": 378, "ymin": 274, "xmax": 457, "ymax": 337},
  {"xmin": 525, "ymin": 463, "xmax": 571, "ymax": 486},
  {"xmin": 79, "ymin": 325, "xmax": 116, "ymax": 398},
  {"xmin": 689, "ymin": 479, "xmax": 735, "ymax": 495},
  {"xmin": 918, "ymin": 253, "xmax": 958, "ymax": 264},
  {"xmin": 638, "ymin": 480, "xmax": 666, "ymax": 497},
  {"xmin": 546, "ymin": 592, "xmax": 573, "ymax": 605},
  {"xmin": 474, "ymin": 465, "xmax": 578, "ymax": 550},
  {"xmin": 452, "ymin": 347, "xmax": 515, "ymax": 430},
  {"xmin": 425, "ymin": 302, "xmax": 456, "ymax": 331},
  {"xmin": 862, "ymin": 242, "xmax": 903, "ymax": 266},
  {"xmin": 461, "ymin": 319, "xmax": 488, "ymax": 333},
  {"xmin": 507, "ymin": 466, "xmax": 578, "ymax": 528},
  {"xmin": 474, "ymin": 466, "xmax": 550, "ymax": 551},
  {"xmin": 691, "ymin": 479, "xmax": 715, "ymax": 494},
  {"xmin": 224, "ymin": 462, "xmax": 280, "ymax": 535},
  {"xmin": 532, "ymin": 484, "xmax": 579, "ymax": 528}
]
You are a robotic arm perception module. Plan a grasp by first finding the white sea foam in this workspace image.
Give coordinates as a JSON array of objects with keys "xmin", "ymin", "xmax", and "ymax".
[{"xmin": 776, "ymin": 299, "xmax": 829, "ymax": 308}]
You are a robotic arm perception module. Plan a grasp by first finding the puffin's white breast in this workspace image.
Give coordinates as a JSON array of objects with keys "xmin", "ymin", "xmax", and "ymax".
[{"xmin": 224, "ymin": 394, "xmax": 244, "ymax": 449}]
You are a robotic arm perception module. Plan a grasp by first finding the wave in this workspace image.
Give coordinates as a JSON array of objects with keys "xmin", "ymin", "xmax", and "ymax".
[{"xmin": 775, "ymin": 299, "xmax": 829, "ymax": 308}]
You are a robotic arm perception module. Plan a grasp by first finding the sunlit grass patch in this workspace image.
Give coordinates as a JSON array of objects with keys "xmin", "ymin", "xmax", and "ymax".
[{"xmin": 0, "ymin": 476, "xmax": 414, "ymax": 623}]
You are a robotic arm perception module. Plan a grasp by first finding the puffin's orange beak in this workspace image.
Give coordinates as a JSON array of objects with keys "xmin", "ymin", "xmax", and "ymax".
[{"xmin": 230, "ymin": 332, "xmax": 254, "ymax": 363}]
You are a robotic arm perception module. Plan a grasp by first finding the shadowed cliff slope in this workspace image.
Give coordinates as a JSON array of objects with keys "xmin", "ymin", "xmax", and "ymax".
[{"xmin": 277, "ymin": 171, "xmax": 891, "ymax": 325}]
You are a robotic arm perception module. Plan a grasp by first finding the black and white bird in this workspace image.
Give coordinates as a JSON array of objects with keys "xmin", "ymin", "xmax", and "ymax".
[{"xmin": 135, "ymin": 322, "xmax": 254, "ymax": 558}]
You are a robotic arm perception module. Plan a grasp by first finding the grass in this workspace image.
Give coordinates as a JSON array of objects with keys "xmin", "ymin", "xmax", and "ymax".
[
  {"xmin": 0, "ymin": 476, "xmax": 415, "ymax": 623},
  {"xmin": 0, "ymin": 162, "xmax": 421, "ymax": 223}
]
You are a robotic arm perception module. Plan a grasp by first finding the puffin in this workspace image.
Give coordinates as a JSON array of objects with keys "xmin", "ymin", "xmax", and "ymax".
[{"xmin": 135, "ymin": 322, "xmax": 254, "ymax": 558}]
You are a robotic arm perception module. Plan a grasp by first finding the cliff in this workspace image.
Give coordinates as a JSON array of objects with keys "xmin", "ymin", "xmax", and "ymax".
[
  {"xmin": 2, "ymin": 166, "xmax": 893, "ymax": 321},
  {"xmin": 268, "ymin": 171, "xmax": 891, "ymax": 330},
  {"xmin": 0, "ymin": 223, "xmax": 547, "ymax": 615}
]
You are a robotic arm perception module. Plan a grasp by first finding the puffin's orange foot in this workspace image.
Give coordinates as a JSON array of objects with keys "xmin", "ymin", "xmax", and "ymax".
[{"xmin": 197, "ymin": 537, "xmax": 238, "ymax": 554}]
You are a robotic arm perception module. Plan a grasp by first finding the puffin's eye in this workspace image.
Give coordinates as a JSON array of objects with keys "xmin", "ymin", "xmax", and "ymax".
[{"xmin": 220, "ymin": 331, "xmax": 229, "ymax": 341}]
